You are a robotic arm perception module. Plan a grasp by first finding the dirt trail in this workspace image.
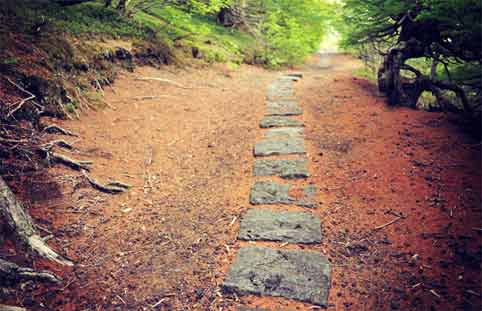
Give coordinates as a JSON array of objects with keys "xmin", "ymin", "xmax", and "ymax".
[{"xmin": 5, "ymin": 55, "xmax": 480, "ymax": 310}]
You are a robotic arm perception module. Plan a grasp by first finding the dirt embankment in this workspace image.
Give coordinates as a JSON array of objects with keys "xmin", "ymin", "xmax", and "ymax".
[{"xmin": 1, "ymin": 54, "xmax": 480, "ymax": 311}]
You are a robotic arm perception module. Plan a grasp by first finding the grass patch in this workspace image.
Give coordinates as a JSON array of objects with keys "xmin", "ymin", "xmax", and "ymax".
[
  {"xmin": 4, "ymin": 1, "xmax": 150, "ymax": 38},
  {"xmin": 353, "ymin": 67, "xmax": 377, "ymax": 82},
  {"xmin": 135, "ymin": 7, "xmax": 259, "ymax": 64}
]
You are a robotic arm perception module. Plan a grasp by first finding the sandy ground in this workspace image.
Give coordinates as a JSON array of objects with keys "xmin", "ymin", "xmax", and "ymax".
[{"xmin": 1, "ymin": 55, "xmax": 480, "ymax": 311}]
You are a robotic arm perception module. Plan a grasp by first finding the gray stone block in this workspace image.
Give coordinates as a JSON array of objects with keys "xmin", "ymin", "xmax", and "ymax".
[
  {"xmin": 238, "ymin": 209, "xmax": 322, "ymax": 243},
  {"xmin": 266, "ymin": 101, "xmax": 302, "ymax": 116},
  {"xmin": 260, "ymin": 117, "xmax": 304, "ymax": 128},
  {"xmin": 249, "ymin": 181, "xmax": 317, "ymax": 208},
  {"xmin": 223, "ymin": 246, "xmax": 331, "ymax": 306},
  {"xmin": 254, "ymin": 139, "xmax": 305, "ymax": 156},
  {"xmin": 253, "ymin": 159, "xmax": 309, "ymax": 179},
  {"xmin": 264, "ymin": 128, "xmax": 304, "ymax": 140}
]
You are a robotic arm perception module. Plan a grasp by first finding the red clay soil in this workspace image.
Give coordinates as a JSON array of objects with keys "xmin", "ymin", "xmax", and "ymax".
[{"xmin": 1, "ymin": 54, "xmax": 480, "ymax": 311}]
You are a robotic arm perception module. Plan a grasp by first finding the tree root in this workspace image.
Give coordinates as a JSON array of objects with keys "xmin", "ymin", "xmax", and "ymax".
[
  {"xmin": 47, "ymin": 152, "xmax": 92, "ymax": 171},
  {"xmin": 43, "ymin": 125, "xmax": 78, "ymax": 137},
  {"xmin": 82, "ymin": 170, "xmax": 128, "ymax": 194},
  {"xmin": 0, "ymin": 304, "xmax": 28, "ymax": 311},
  {"xmin": 0, "ymin": 258, "xmax": 61, "ymax": 285},
  {"xmin": 0, "ymin": 177, "xmax": 73, "ymax": 266},
  {"xmin": 42, "ymin": 140, "xmax": 74, "ymax": 151}
]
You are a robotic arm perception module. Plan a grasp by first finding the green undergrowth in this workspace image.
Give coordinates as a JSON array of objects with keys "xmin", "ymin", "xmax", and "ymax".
[
  {"xmin": 2, "ymin": 1, "xmax": 149, "ymax": 39},
  {"xmin": 136, "ymin": 7, "xmax": 259, "ymax": 65}
]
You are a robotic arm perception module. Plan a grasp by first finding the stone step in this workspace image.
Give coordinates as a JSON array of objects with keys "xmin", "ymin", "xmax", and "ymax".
[
  {"xmin": 223, "ymin": 246, "xmax": 331, "ymax": 307},
  {"xmin": 250, "ymin": 181, "xmax": 317, "ymax": 208},
  {"xmin": 254, "ymin": 139, "xmax": 305, "ymax": 157},
  {"xmin": 263, "ymin": 128, "xmax": 304, "ymax": 140},
  {"xmin": 238, "ymin": 209, "xmax": 321, "ymax": 243},
  {"xmin": 266, "ymin": 101, "xmax": 302, "ymax": 116},
  {"xmin": 253, "ymin": 159, "xmax": 309, "ymax": 179},
  {"xmin": 260, "ymin": 117, "xmax": 304, "ymax": 129}
]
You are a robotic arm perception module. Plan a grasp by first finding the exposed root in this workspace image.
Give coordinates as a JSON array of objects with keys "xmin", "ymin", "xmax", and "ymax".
[
  {"xmin": 0, "ymin": 258, "xmax": 61, "ymax": 285},
  {"xmin": 0, "ymin": 177, "xmax": 73, "ymax": 266},
  {"xmin": 82, "ymin": 170, "xmax": 127, "ymax": 194},
  {"xmin": 106, "ymin": 181, "xmax": 131, "ymax": 189},
  {"xmin": 47, "ymin": 152, "xmax": 92, "ymax": 171},
  {"xmin": 43, "ymin": 124, "xmax": 78, "ymax": 137},
  {"xmin": 42, "ymin": 140, "xmax": 74, "ymax": 151},
  {"xmin": 0, "ymin": 304, "xmax": 28, "ymax": 311}
]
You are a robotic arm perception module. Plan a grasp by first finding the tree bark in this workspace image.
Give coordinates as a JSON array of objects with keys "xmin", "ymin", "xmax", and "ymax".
[{"xmin": 0, "ymin": 177, "xmax": 72, "ymax": 266}]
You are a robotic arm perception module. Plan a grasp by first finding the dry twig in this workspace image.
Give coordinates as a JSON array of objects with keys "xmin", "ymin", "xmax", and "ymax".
[{"xmin": 374, "ymin": 216, "xmax": 402, "ymax": 230}]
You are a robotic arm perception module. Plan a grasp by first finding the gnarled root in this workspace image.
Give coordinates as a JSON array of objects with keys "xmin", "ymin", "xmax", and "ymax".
[
  {"xmin": 0, "ymin": 258, "xmax": 61, "ymax": 285},
  {"xmin": 0, "ymin": 177, "xmax": 73, "ymax": 266},
  {"xmin": 82, "ymin": 170, "xmax": 129, "ymax": 194},
  {"xmin": 0, "ymin": 304, "xmax": 28, "ymax": 311},
  {"xmin": 46, "ymin": 152, "xmax": 92, "ymax": 171},
  {"xmin": 43, "ymin": 125, "xmax": 77, "ymax": 137}
]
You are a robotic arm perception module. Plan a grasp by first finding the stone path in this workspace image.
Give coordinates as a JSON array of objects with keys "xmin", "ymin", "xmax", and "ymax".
[{"xmin": 223, "ymin": 73, "xmax": 332, "ymax": 308}]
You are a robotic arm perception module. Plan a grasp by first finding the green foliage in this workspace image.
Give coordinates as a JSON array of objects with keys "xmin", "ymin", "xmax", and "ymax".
[
  {"xmin": 136, "ymin": 5, "xmax": 257, "ymax": 64},
  {"xmin": 243, "ymin": 0, "xmax": 334, "ymax": 67}
]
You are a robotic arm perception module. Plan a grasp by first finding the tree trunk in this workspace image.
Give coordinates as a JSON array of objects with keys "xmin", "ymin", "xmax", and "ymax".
[
  {"xmin": 378, "ymin": 40, "xmax": 426, "ymax": 108},
  {"xmin": 0, "ymin": 177, "xmax": 72, "ymax": 266}
]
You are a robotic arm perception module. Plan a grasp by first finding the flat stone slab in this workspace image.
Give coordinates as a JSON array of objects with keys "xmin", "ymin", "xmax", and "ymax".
[
  {"xmin": 223, "ymin": 246, "xmax": 331, "ymax": 307},
  {"xmin": 239, "ymin": 209, "xmax": 321, "ymax": 243},
  {"xmin": 264, "ymin": 128, "xmax": 304, "ymax": 140},
  {"xmin": 266, "ymin": 101, "xmax": 302, "ymax": 116},
  {"xmin": 266, "ymin": 83, "xmax": 295, "ymax": 101},
  {"xmin": 250, "ymin": 181, "xmax": 317, "ymax": 208},
  {"xmin": 253, "ymin": 159, "xmax": 309, "ymax": 179},
  {"xmin": 260, "ymin": 117, "xmax": 304, "ymax": 128},
  {"xmin": 280, "ymin": 76, "xmax": 301, "ymax": 82},
  {"xmin": 254, "ymin": 139, "xmax": 305, "ymax": 156}
]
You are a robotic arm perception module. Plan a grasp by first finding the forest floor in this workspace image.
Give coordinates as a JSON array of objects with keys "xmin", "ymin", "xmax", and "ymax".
[{"xmin": 3, "ymin": 54, "xmax": 481, "ymax": 310}]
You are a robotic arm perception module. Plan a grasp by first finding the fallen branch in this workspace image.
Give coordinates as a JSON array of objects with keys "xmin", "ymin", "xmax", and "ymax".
[
  {"xmin": 43, "ymin": 125, "xmax": 78, "ymax": 137},
  {"xmin": 0, "ymin": 258, "xmax": 61, "ymax": 285},
  {"xmin": 135, "ymin": 77, "xmax": 193, "ymax": 89},
  {"xmin": 0, "ymin": 177, "xmax": 73, "ymax": 266},
  {"xmin": 82, "ymin": 170, "xmax": 127, "ymax": 194},
  {"xmin": 374, "ymin": 216, "xmax": 402, "ymax": 230}
]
